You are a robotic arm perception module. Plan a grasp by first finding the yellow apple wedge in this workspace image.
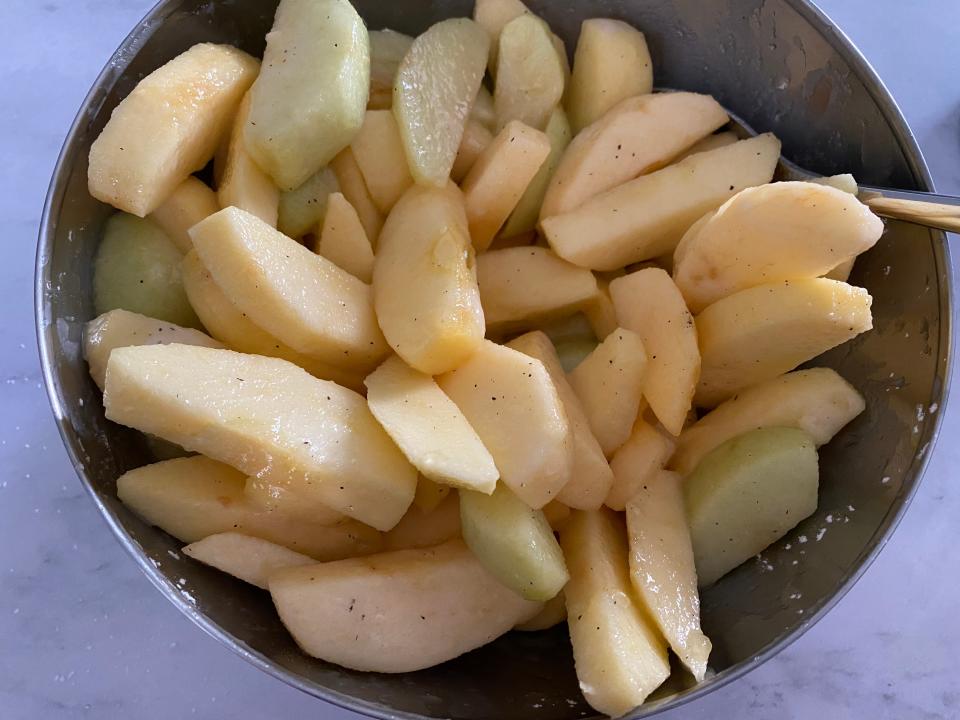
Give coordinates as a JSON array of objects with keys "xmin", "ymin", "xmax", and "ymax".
[
  {"xmin": 373, "ymin": 183, "xmax": 485, "ymax": 374},
  {"xmin": 610, "ymin": 268, "xmax": 700, "ymax": 435},
  {"xmin": 413, "ymin": 476, "xmax": 452, "ymax": 514},
  {"xmin": 149, "ymin": 176, "xmax": 219, "ymax": 253},
  {"xmin": 437, "ymin": 340, "xmax": 573, "ymax": 509},
  {"xmin": 606, "ymin": 419, "xmax": 676, "ymax": 511},
  {"xmin": 269, "ymin": 540, "xmax": 542, "ymax": 672},
  {"xmin": 217, "ymin": 92, "xmax": 279, "ymax": 226},
  {"xmin": 364, "ymin": 356, "xmax": 499, "ymax": 493},
  {"xmin": 368, "ymin": 29, "xmax": 414, "ymax": 110},
  {"xmin": 451, "ymin": 119, "xmax": 495, "ymax": 183},
  {"xmin": 88, "ymin": 43, "xmax": 258, "ymax": 216},
  {"xmin": 560, "ymin": 509, "xmax": 670, "ymax": 716},
  {"xmin": 473, "ymin": 0, "xmax": 530, "ymax": 71},
  {"xmin": 330, "ymin": 149, "xmax": 384, "ymax": 244},
  {"xmin": 104, "ymin": 345, "xmax": 417, "ymax": 531},
  {"xmin": 350, "ymin": 110, "xmax": 414, "ymax": 213},
  {"xmin": 182, "ymin": 533, "xmax": 315, "ymax": 590},
  {"xmin": 493, "ymin": 15, "xmax": 565, "ymax": 132},
  {"xmin": 695, "ymin": 278, "xmax": 873, "ymax": 407},
  {"xmin": 383, "ymin": 492, "xmax": 462, "ymax": 551},
  {"xmin": 315, "ymin": 193, "xmax": 375, "ymax": 283},
  {"xmin": 116, "ymin": 456, "xmax": 381, "ymax": 558}
]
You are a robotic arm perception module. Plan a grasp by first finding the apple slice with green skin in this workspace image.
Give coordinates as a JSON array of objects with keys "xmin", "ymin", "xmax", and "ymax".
[
  {"xmin": 84, "ymin": 308, "xmax": 222, "ymax": 390},
  {"xmin": 88, "ymin": 43, "xmax": 258, "ymax": 216},
  {"xmin": 180, "ymin": 250, "xmax": 366, "ymax": 392},
  {"xmin": 438, "ymin": 340, "xmax": 573, "ymax": 509},
  {"xmin": 315, "ymin": 193, "xmax": 374, "ymax": 284},
  {"xmin": 507, "ymin": 331, "xmax": 613, "ymax": 510},
  {"xmin": 626, "ymin": 470, "xmax": 712, "ymax": 680},
  {"xmin": 217, "ymin": 92, "xmax": 279, "ymax": 227},
  {"xmin": 189, "ymin": 206, "xmax": 388, "ymax": 369},
  {"xmin": 566, "ymin": 19, "xmax": 653, "ymax": 133},
  {"xmin": 477, "ymin": 246, "xmax": 597, "ymax": 335},
  {"xmin": 383, "ymin": 491, "xmax": 461, "ymax": 551},
  {"xmin": 560, "ymin": 508, "xmax": 670, "ymax": 716},
  {"xmin": 149, "ymin": 176, "xmax": 219, "ymax": 253},
  {"xmin": 610, "ymin": 268, "xmax": 700, "ymax": 436},
  {"xmin": 93, "ymin": 213, "xmax": 201, "ymax": 329},
  {"xmin": 695, "ymin": 278, "xmax": 873, "ymax": 407},
  {"xmin": 494, "ymin": 15, "xmax": 565, "ymax": 132},
  {"xmin": 104, "ymin": 344, "xmax": 417, "ymax": 531},
  {"xmin": 684, "ymin": 426, "xmax": 820, "ymax": 587},
  {"xmin": 460, "ymin": 483, "xmax": 569, "ymax": 602},
  {"xmin": 277, "ymin": 167, "xmax": 340, "ymax": 239},
  {"xmin": 182, "ymin": 533, "xmax": 315, "ymax": 590},
  {"xmin": 541, "ymin": 133, "xmax": 780, "ymax": 270},
  {"xmin": 244, "ymin": 0, "xmax": 369, "ymax": 190},
  {"xmin": 364, "ymin": 356, "xmax": 499, "ymax": 493},
  {"xmin": 567, "ymin": 328, "xmax": 647, "ymax": 457},
  {"xmin": 368, "ymin": 29, "xmax": 413, "ymax": 110},
  {"xmin": 116, "ymin": 456, "xmax": 380, "ymax": 558},
  {"xmin": 672, "ymin": 367, "xmax": 864, "ymax": 477},
  {"xmin": 373, "ymin": 183, "xmax": 485, "ymax": 374},
  {"xmin": 673, "ymin": 181, "xmax": 883, "ymax": 312},
  {"xmin": 393, "ymin": 18, "xmax": 490, "ymax": 187},
  {"xmin": 269, "ymin": 539, "xmax": 542, "ymax": 673}
]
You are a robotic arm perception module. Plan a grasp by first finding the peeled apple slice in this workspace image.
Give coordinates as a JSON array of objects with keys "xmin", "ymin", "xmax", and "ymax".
[
  {"xmin": 473, "ymin": 0, "xmax": 530, "ymax": 71},
  {"xmin": 672, "ymin": 367, "xmax": 865, "ymax": 476},
  {"xmin": 565, "ymin": 19, "xmax": 653, "ymax": 133},
  {"xmin": 315, "ymin": 192, "xmax": 375, "ymax": 283},
  {"xmin": 384, "ymin": 491, "xmax": 462, "ymax": 551},
  {"xmin": 83, "ymin": 308, "xmax": 222, "ymax": 389},
  {"xmin": 625, "ymin": 471, "xmax": 712, "ymax": 680},
  {"xmin": 695, "ymin": 278, "xmax": 873, "ymax": 407},
  {"xmin": 149, "ymin": 176, "xmax": 219, "ymax": 253},
  {"xmin": 560, "ymin": 509, "xmax": 670, "ymax": 716},
  {"xmin": 93, "ymin": 213, "xmax": 200, "ymax": 329},
  {"xmin": 368, "ymin": 29, "xmax": 414, "ymax": 110},
  {"xmin": 116, "ymin": 456, "xmax": 381, "ymax": 559},
  {"xmin": 277, "ymin": 167, "xmax": 340, "ymax": 239},
  {"xmin": 413, "ymin": 476, "xmax": 452, "ymax": 514},
  {"xmin": 393, "ymin": 18, "xmax": 490, "ymax": 187},
  {"xmin": 684, "ymin": 427, "xmax": 820, "ymax": 586},
  {"xmin": 217, "ymin": 92, "xmax": 279, "ymax": 227},
  {"xmin": 438, "ymin": 340, "xmax": 573, "ymax": 509},
  {"xmin": 182, "ymin": 533, "xmax": 315, "ymax": 590},
  {"xmin": 460, "ymin": 483, "xmax": 569, "ymax": 601},
  {"xmin": 494, "ymin": 15, "xmax": 565, "ymax": 132},
  {"xmin": 350, "ymin": 110, "xmax": 414, "ymax": 213},
  {"xmin": 88, "ymin": 43, "xmax": 258, "ymax": 216},
  {"xmin": 104, "ymin": 345, "xmax": 417, "ymax": 531},
  {"xmin": 673, "ymin": 181, "xmax": 884, "ymax": 312},
  {"xmin": 606, "ymin": 419, "xmax": 676, "ymax": 511},
  {"xmin": 244, "ymin": 0, "xmax": 369, "ymax": 189},
  {"xmin": 269, "ymin": 540, "xmax": 542, "ymax": 673}
]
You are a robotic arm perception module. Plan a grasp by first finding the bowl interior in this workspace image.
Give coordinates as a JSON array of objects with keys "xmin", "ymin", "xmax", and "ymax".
[{"xmin": 37, "ymin": 0, "xmax": 950, "ymax": 718}]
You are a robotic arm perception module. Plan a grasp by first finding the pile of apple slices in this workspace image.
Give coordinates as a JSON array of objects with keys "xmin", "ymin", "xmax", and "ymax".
[{"xmin": 82, "ymin": 0, "xmax": 882, "ymax": 715}]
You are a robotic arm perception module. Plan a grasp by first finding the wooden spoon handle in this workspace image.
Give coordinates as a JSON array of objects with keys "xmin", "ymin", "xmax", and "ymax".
[{"xmin": 859, "ymin": 187, "xmax": 960, "ymax": 233}]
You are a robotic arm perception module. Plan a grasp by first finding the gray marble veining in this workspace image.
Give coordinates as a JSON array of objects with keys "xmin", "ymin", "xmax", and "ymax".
[{"xmin": 1, "ymin": 1, "xmax": 958, "ymax": 718}]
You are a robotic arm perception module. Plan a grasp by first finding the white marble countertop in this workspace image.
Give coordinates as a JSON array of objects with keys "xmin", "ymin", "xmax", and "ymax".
[{"xmin": 2, "ymin": 1, "xmax": 958, "ymax": 718}]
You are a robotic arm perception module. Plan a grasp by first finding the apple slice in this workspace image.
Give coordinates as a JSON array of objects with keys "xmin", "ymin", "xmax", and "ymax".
[
  {"xmin": 542, "ymin": 92, "xmax": 729, "ymax": 219},
  {"xmin": 190, "ymin": 206, "xmax": 388, "ymax": 368},
  {"xmin": 350, "ymin": 110, "xmax": 414, "ymax": 213},
  {"xmin": 181, "ymin": 250, "xmax": 365, "ymax": 391},
  {"xmin": 88, "ymin": 43, "xmax": 258, "ymax": 216},
  {"xmin": 364, "ymin": 355, "xmax": 499, "ymax": 493},
  {"xmin": 566, "ymin": 19, "xmax": 653, "ymax": 133},
  {"xmin": 83, "ymin": 308, "xmax": 222, "ymax": 389},
  {"xmin": 684, "ymin": 427, "xmax": 819, "ymax": 586},
  {"xmin": 461, "ymin": 120, "xmax": 551, "ymax": 250},
  {"xmin": 625, "ymin": 471, "xmax": 712, "ymax": 680},
  {"xmin": 460, "ymin": 483, "xmax": 569, "ymax": 601},
  {"xmin": 373, "ymin": 183, "xmax": 485, "ymax": 374},
  {"xmin": 673, "ymin": 182, "xmax": 883, "ymax": 312},
  {"xmin": 507, "ymin": 331, "xmax": 613, "ymax": 510},
  {"xmin": 473, "ymin": 0, "xmax": 530, "ymax": 70},
  {"xmin": 451, "ymin": 119, "xmax": 495, "ymax": 182},
  {"xmin": 277, "ymin": 167, "xmax": 340, "ymax": 239},
  {"xmin": 315, "ymin": 192, "xmax": 374, "ymax": 283},
  {"xmin": 104, "ymin": 345, "xmax": 417, "ymax": 531},
  {"xmin": 116, "ymin": 456, "xmax": 381, "ymax": 559},
  {"xmin": 437, "ymin": 340, "xmax": 573, "ymax": 508},
  {"xmin": 560, "ymin": 508, "xmax": 670, "ymax": 716},
  {"xmin": 393, "ymin": 18, "xmax": 490, "ymax": 187},
  {"xmin": 368, "ymin": 29, "xmax": 414, "ymax": 110},
  {"xmin": 672, "ymin": 368, "xmax": 865, "ymax": 476},
  {"xmin": 675, "ymin": 130, "xmax": 738, "ymax": 161},
  {"xmin": 695, "ymin": 278, "xmax": 873, "ymax": 407},
  {"xmin": 269, "ymin": 539, "xmax": 542, "ymax": 672},
  {"xmin": 606, "ymin": 418, "xmax": 676, "ymax": 511},
  {"xmin": 610, "ymin": 269, "xmax": 700, "ymax": 435},
  {"xmin": 478, "ymin": 246, "xmax": 597, "ymax": 334},
  {"xmin": 330, "ymin": 148, "xmax": 384, "ymax": 244},
  {"xmin": 244, "ymin": 0, "xmax": 369, "ymax": 189},
  {"xmin": 182, "ymin": 533, "xmax": 315, "ymax": 589},
  {"xmin": 149, "ymin": 176, "xmax": 219, "ymax": 253},
  {"xmin": 494, "ymin": 15, "xmax": 565, "ymax": 132},
  {"xmin": 413, "ymin": 476, "xmax": 451, "ymax": 514},
  {"xmin": 541, "ymin": 133, "xmax": 780, "ymax": 270},
  {"xmin": 384, "ymin": 491, "xmax": 462, "ymax": 551},
  {"xmin": 217, "ymin": 92, "xmax": 280, "ymax": 226}
]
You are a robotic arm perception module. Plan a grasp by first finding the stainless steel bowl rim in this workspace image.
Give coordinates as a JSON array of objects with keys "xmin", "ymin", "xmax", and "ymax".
[{"xmin": 34, "ymin": 1, "xmax": 953, "ymax": 718}]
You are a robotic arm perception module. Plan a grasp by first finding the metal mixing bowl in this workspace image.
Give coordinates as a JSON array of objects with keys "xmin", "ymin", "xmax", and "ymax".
[{"xmin": 36, "ymin": 1, "xmax": 952, "ymax": 717}]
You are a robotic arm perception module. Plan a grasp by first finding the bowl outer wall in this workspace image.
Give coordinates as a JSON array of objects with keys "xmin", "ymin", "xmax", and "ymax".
[{"xmin": 35, "ymin": 0, "xmax": 952, "ymax": 718}]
